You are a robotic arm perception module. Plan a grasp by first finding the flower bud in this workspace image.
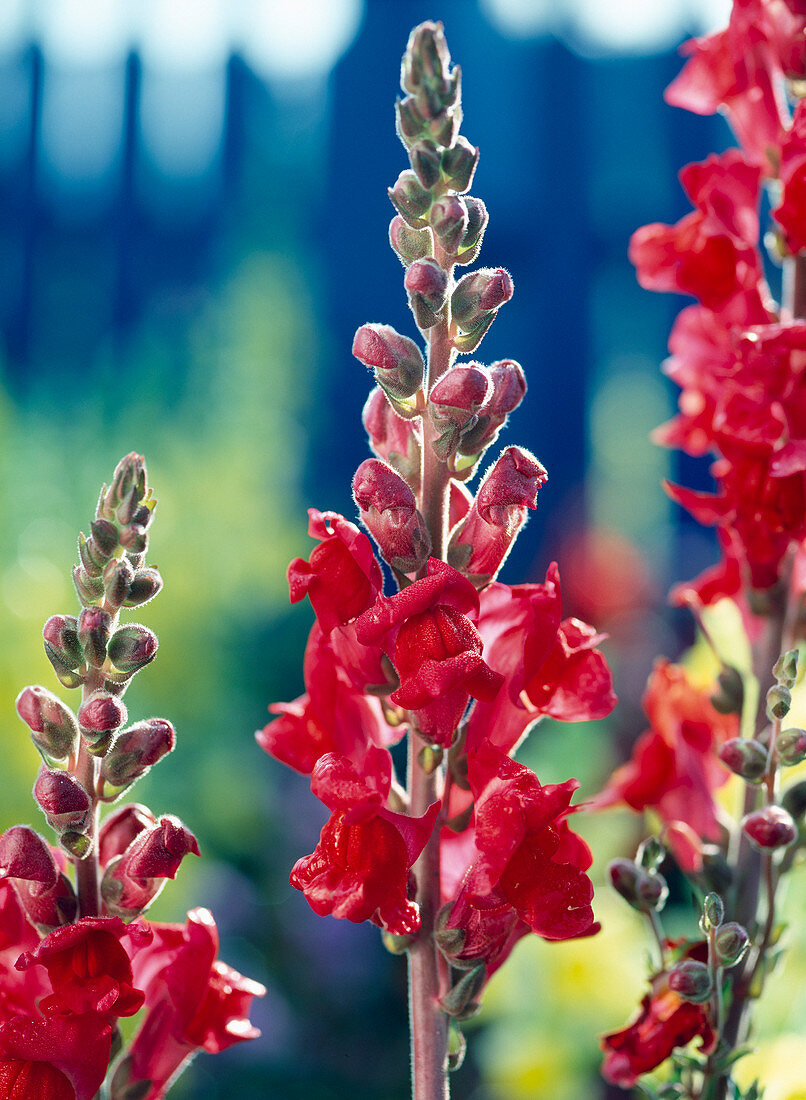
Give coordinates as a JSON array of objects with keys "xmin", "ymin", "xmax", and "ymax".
[
  {"xmin": 409, "ymin": 140, "xmax": 441, "ymax": 188},
  {"xmin": 710, "ymin": 665, "xmax": 744, "ymax": 715},
  {"xmin": 766, "ymin": 683, "xmax": 792, "ymax": 720},
  {"xmin": 0, "ymin": 825, "xmax": 77, "ymax": 928},
  {"xmin": 700, "ymin": 892, "xmax": 725, "ymax": 932},
  {"xmin": 90, "ymin": 518, "xmax": 118, "ymax": 556},
  {"xmin": 108, "ymin": 624, "xmax": 159, "ymax": 674},
  {"xmin": 42, "ymin": 614, "xmax": 83, "ymax": 672},
  {"xmin": 73, "ymin": 564, "xmax": 104, "ymax": 606},
  {"xmin": 609, "ymin": 858, "xmax": 668, "ymax": 912},
  {"xmin": 98, "ymin": 803, "xmax": 157, "ymax": 868},
  {"xmin": 353, "ymin": 324, "xmax": 425, "ymax": 401},
  {"xmin": 742, "ymin": 805, "xmax": 798, "ymax": 849},
  {"xmin": 777, "ymin": 727, "xmax": 806, "ymax": 765},
  {"xmin": 714, "ymin": 922, "xmax": 750, "ymax": 967},
  {"xmin": 101, "ymin": 718, "xmax": 176, "ymax": 793},
  {"xmin": 448, "ymin": 447, "xmax": 547, "ymax": 583},
  {"xmin": 395, "ymin": 95, "xmax": 425, "ymax": 141},
  {"xmin": 441, "ymin": 137, "xmax": 478, "ymax": 193},
  {"xmin": 108, "ymin": 452, "xmax": 147, "ymax": 507},
  {"xmin": 439, "ymin": 964, "xmax": 486, "ymax": 1017},
  {"xmin": 428, "ymin": 365, "xmax": 492, "ymax": 461},
  {"xmin": 452, "ymin": 268, "xmax": 514, "ymax": 329},
  {"xmin": 16, "ymin": 686, "xmax": 79, "ymax": 764},
  {"xmin": 78, "ymin": 691, "xmax": 128, "ymax": 736},
  {"xmin": 102, "ymin": 815, "xmax": 200, "ymax": 918},
  {"xmin": 404, "ymin": 258, "xmax": 448, "ymax": 309},
  {"xmin": 33, "ymin": 768, "xmax": 91, "ymax": 834},
  {"xmin": 382, "ymin": 930, "xmax": 417, "ymax": 955},
  {"xmin": 103, "ymin": 556, "xmax": 135, "ymax": 610},
  {"xmin": 77, "ymin": 606, "xmax": 112, "ymax": 668},
  {"xmin": 362, "ymin": 387, "xmax": 422, "ymax": 485},
  {"xmin": 669, "ymin": 960, "xmax": 712, "ymax": 1003},
  {"xmin": 430, "ymin": 195, "xmax": 468, "ymax": 254},
  {"xmin": 388, "ymin": 169, "xmax": 432, "ymax": 227},
  {"xmin": 78, "ymin": 532, "xmax": 105, "ymax": 578},
  {"xmin": 119, "ymin": 522, "xmax": 148, "ymax": 555},
  {"xmin": 455, "ymin": 197, "xmax": 488, "ymax": 265},
  {"xmin": 389, "ymin": 216, "xmax": 433, "ymax": 265},
  {"xmin": 124, "ymin": 567, "xmax": 163, "ymax": 608},
  {"xmin": 719, "ymin": 738, "xmax": 768, "ymax": 783},
  {"xmin": 636, "ymin": 835, "xmax": 666, "ymax": 872},
  {"xmin": 773, "ymin": 648, "xmax": 798, "ymax": 687},
  {"xmin": 353, "ymin": 459, "xmax": 431, "ymax": 574},
  {"xmin": 457, "ymin": 360, "xmax": 527, "ymax": 458}
]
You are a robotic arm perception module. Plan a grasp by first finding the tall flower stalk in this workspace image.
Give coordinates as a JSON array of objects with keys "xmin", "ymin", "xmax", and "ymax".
[
  {"xmin": 593, "ymin": 2, "xmax": 806, "ymax": 1096},
  {"xmin": 260, "ymin": 23, "xmax": 616, "ymax": 1100}
]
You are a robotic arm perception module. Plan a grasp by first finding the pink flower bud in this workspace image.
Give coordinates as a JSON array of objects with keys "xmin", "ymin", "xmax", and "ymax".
[
  {"xmin": 98, "ymin": 804, "xmax": 157, "ymax": 869},
  {"xmin": 353, "ymin": 323, "xmax": 425, "ymax": 401},
  {"xmin": 389, "ymin": 216, "xmax": 433, "ymax": 264},
  {"xmin": 0, "ymin": 826, "xmax": 77, "ymax": 927},
  {"xmin": 430, "ymin": 195, "xmax": 468, "ymax": 253},
  {"xmin": 78, "ymin": 691, "xmax": 128, "ymax": 734},
  {"xmin": 428, "ymin": 365, "xmax": 493, "ymax": 460},
  {"xmin": 101, "ymin": 718, "xmax": 176, "ymax": 788},
  {"xmin": 719, "ymin": 738, "xmax": 768, "ymax": 782},
  {"xmin": 777, "ymin": 726, "xmax": 806, "ymax": 765},
  {"xmin": 103, "ymin": 815, "xmax": 200, "ymax": 917},
  {"xmin": 458, "ymin": 360, "xmax": 527, "ymax": 458},
  {"xmin": 15, "ymin": 686, "xmax": 79, "ymax": 763},
  {"xmin": 77, "ymin": 606, "xmax": 112, "ymax": 668},
  {"xmin": 388, "ymin": 169, "xmax": 432, "ymax": 227},
  {"xmin": 108, "ymin": 624, "xmax": 159, "ymax": 674},
  {"xmin": 33, "ymin": 768, "xmax": 91, "ymax": 833},
  {"xmin": 42, "ymin": 614, "xmax": 83, "ymax": 670},
  {"xmin": 669, "ymin": 959, "xmax": 712, "ymax": 1002},
  {"xmin": 452, "ymin": 267, "xmax": 514, "ymax": 329},
  {"xmin": 404, "ymin": 258, "xmax": 448, "ymax": 305},
  {"xmin": 362, "ymin": 387, "xmax": 422, "ymax": 487},
  {"xmin": 353, "ymin": 459, "xmax": 431, "ymax": 574},
  {"xmin": 742, "ymin": 806, "xmax": 798, "ymax": 849},
  {"xmin": 608, "ymin": 858, "xmax": 669, "ymax": 912},
  {"xmin": 448, "ymin": 447, "xmax": 548, "ymax": 583}
]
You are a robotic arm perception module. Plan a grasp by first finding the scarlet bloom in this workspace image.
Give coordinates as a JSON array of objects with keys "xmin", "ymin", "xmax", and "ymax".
[
  {"xmin": 449, "ymin": 743, "xmax": 598, "ymax": 945},
  {"xmin": 0, "ymin": 881, "xmax": 50, "ymax": 1028},
  {"xmin": 290, "ymin": 746, "xmax": 439, "ymax": 934},
  {"xmin": 287, "ymin": 509, "xmax": 383, "ymax": 635},
  {"xmin": 257, "ymin": 622, "xmax": 401, "ymax": 775},
  {"xmin": 16, "ymin": 917, "xmax": 152, "ymax": 1020},
  {"xmin": 355, "ymin": 558, "xmax": 502, "ymax": 746},
  {"xmin": 591, "ymin": 661, "xmax": 737, "ymax": 870},
  {"xmin": 0, "ymin": 1012, "xmax": 112, "ymax": 1100},
  {"xmin": 123, "ymin": 908, "xmax": 265, "ymax": 1100},
  {"xmin": 601, "ymin": 945, "xmax": 716, "ymax": 1087}
]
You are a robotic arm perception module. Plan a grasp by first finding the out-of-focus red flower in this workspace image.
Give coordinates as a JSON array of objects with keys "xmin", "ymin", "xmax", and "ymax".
[
  {"xmin": 356, "ymin": 559, "xmax": 502, "ymax": 746},
  {"xmin": 290, "ymin": 746, "xmax": 439, "ymax": 934},
  {"xmin": 777, "ymin": 98, "xmax": 806, "ymax": 252},
  {"xmin": 287, "ymin": 509, "xmax": 383, "ymax": 635},
  {"xmin": 0, "ymin": 1013, "xmax": 112, "ymax": 1100},
  {"xmin": 591, "ymin": 661, "xmax": 737, "ymax": 871},
  {"xmin": 449, "ymin": 744, "xmax": 598, "ymax": 946},
  {"xmin": 466, "ymin": 563, "xmax": 616, "ymax": 755},
  {"xmin": 16, "ymin": 917, "xmax": 152, "ymax": 1020},
  {"xmin": 629, "ymin": 152, "xmax": 767, "ymax": 322},
  {"xmin": 601, "ymin": 944, "xmax": 716, "ymax": 1087},
  {"xmin": 123, "ymin": 907, "xmax": 265, "ymax": 1100},
  {"xmin": 257, "ymin": 622, "xmax": 402, "ymax": 775}
]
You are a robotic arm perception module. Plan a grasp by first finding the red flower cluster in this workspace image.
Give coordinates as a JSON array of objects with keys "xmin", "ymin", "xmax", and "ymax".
[{"xmin": 631, "ymin": 16, "xmax": 806, "ymax": 597}]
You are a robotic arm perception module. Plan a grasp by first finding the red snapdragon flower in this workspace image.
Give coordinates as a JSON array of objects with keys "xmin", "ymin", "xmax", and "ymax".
[
  {"xmin": 257, "ymin": 622, "xmax": 401, "ymax": 774},
  {"xmin": 355, "ymin": 559, "xmax": 503, "ymax": 746},
  {"xmin": 601, "ymin": 944, "xmax": 716, "ymax": 1087},
  {"xmin": 0, "ymin": 881, "xmax": 50, "ymax": 1028},
  {"xmin": 466, "ymin": 563, "xmax": 616, "ymax": 755},
  {"xmin": 287, "ymin": 510, "xmax": 383, "ymax": 635},
  {"xmin": 290, "ymin": 746, "xmax": 439, "ymax": 934},
  {"xmin": 15, "ymin": 917, "xmax": 152, "ymax": 1020},
  {"xmin": 123, "ymin": 908, "xmax": 265, "ymax": 1100},
  {"xmin": 448, "ymin": 743, "xmax": 598, "ymax": 947},
  {"xmin": 0, "ymin": 1013, "xmax": 112, "ymax": 1100},
  {"xmin": 591, "ymin": 661, "xmax": 737, "ymax": 871}
]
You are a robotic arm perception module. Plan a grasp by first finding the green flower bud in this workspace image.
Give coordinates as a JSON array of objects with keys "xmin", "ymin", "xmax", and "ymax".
[
  {"xmin": 439, "ymin": 964, "xmax": 485, "ymax": 1017},
  {"xmin": 714, "ymin": 922, "xmax": 750, "ymax": 967},
  {"xmin": 700, "ymin": 892, "xmax": 725, "ymax": 932},
  {"xmin": 773, "ymin": 648, "xmax": 798, "ymax": 687},
  {"xmin": 767, "ymin": 684, "xmax": 792, "ymax": 721}
]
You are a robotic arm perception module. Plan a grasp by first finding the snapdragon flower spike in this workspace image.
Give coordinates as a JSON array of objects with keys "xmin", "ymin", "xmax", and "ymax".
[
  {"xmin": 121, "ymin": 907, "xmax": 265, "ymax": 1100},
  {"xmin": 427, "ymin": 364, "xmax": 492, "ymax": 461},
  {"xmin": 290, "ymin": 747, "xmax": 439, "ymax": 933},
  {"xmin": 0, "ymin": 1012, "xmax": 112, "ymax": 1100},
  {"xmin": 287, "ymin": 509, "xmax": 383, "ymax": 636},
  {"xmin": 355, "ymin": 559, "xmax": 503, "ymax": 746},
  {"xmin": 15, "ymin": 685, "xmax": 79, "ymax": 766},
  {"xmin": 352, "ymin": 322, "xmax": 425, "ymax": 406},
  {"xmin": 448, "ymin": 446, "xmax": 547, "ymax": 583},
  {"xmin": 16, "ymin": 916, "xmax": 152, "ymax": 1019},
  {"xmin": 0, "ymin": 826, "xmax": 77, "ymax": 929},
  {"xmin": 101, "ymin": 815, "xmax": 200, "ymax": 919},
  {"xmin": 352, "ymin": 458, "xmax": 431, "ymax": 574},
  {"xmin": 257, "ymin": 622, "xmax": 401, "ymax": 775}
]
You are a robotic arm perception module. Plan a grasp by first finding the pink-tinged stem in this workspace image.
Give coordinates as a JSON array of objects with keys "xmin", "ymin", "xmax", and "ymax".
[{"xmin": 408, "ymin": 244, "xmax": 456, "ymax": 1100}]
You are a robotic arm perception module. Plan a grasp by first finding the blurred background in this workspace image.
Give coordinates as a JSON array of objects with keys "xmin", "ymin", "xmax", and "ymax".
[{"xmin": 3, "ymin": 1, "xmax": 805, "ymax": 1097}]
